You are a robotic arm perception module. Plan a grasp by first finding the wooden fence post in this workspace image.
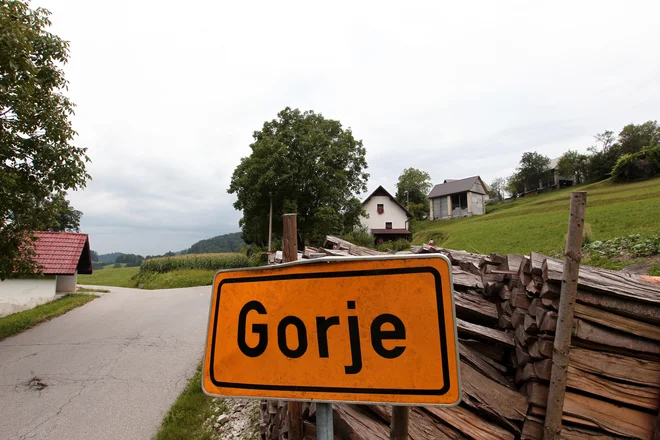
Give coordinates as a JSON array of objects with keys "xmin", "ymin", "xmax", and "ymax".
[
  {"xmin": 543, "ymin": 192, "xmax": 587, "ymax": 440},
  {"xmin": 283, "ymin": 213, "xmax": 303, "ymax": 440}
]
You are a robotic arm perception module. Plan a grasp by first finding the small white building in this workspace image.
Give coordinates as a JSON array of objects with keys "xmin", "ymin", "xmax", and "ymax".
[
  {"xmin": 361, "ymin": 186, "xmax": 413, "ymax": 243},
  {"xmin": 428, "ymin": 176, "xmax": 489, "ymax": 220},
  {"xmin": 0, "ymin": 232, "xmax": 93, "ymax": 317}
]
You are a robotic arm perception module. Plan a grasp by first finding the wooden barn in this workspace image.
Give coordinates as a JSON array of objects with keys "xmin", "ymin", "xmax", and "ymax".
[{"xmin": 428, "ymin": 176, "xmax": 489, "ymax": 220}]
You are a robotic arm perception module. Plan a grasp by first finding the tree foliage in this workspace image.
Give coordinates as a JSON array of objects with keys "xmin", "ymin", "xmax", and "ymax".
[
  {"xmin": 516, "ymin": 152, "xmax": 550, "ymax": 191},
  {"xmin": 395, "ymin": 168, "xmax": 431, "ymax": 220},
  {"xmin": 0, "ymin": 1, "xmax": 90, "ymax": 279},
  {"xmin": 489, "ymin": 177, "xmax": 506, "ymax": 201},
  {"xmin": 228, "ymin": 108, "xmax": 369, "ymax": 247},
  {"xmin": 556, "ymin": 150, "xmax": 588, "ymax": 184},
  {"xmin": 45, "ymin": 193, "xmax": 82, "ymax": 232},
  {"xmin": 184, "ymin": 232, "xmax": 245, "ymax": 254}
]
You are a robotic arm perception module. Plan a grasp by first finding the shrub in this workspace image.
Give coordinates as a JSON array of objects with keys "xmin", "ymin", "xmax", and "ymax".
[
  {"xmin": 375, "ymin": 239, "xmax": 412, "ymax": 252},
  {"xmin": 139, "ymin": 253, "xmax": 252, "ymax": 274},
  {"xmin": 341, "ymin": 226, "xmax": 374, "ymax": 248},
  {"xmin": 113, "ymin": 263, "xmax": 122, "ymax": 268},
  {"xmin": 611, "ymin": 144, "xmax": 660, "ymax": 181}
]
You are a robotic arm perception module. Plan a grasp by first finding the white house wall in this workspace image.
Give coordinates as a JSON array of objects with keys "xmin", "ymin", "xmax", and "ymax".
[
  {"xmin": 0, "ymin": 277, "xmax": 57, "ymax": 317},
  {"xmin": 361, "ymin": 195, "xmax": 409, "ymax": 230},
  {"xmin": 56, "ymin": 272, "xmax": 77, "ymax": 293}
]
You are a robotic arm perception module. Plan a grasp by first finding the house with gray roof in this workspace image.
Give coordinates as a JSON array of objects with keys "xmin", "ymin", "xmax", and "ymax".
[{"xmin": 427, "ymin": 176, "xmax": 489, "ymax": 220}]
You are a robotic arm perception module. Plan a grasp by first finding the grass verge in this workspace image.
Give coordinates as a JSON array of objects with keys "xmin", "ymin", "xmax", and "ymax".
[
  {"xmin": 78, "ymin": 266, "xmax": 139, "ymax": 287},
  {"xmin": 154, "ymin": 362, "xmax": 217, "ymax": 440},
  {"xmin": 76, "ymin": 286, "xmax": 110, "ymax": 293},
  {"xmin": 414, "ymin": 178, "xmax": 660, "ymax": 256},
  {"xmin": 0, "ymin": 294, "xmax": 98, "ymax": 340}
]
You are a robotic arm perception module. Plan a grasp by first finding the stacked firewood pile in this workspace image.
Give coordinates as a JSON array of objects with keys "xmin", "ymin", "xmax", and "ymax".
[
  {"xmin": 261, "ymin": 238, "xmax": 660, "ymax": 439},
  {"xmin": 499, "ymin": 252, "xmax": 660, "ymax": 440}
]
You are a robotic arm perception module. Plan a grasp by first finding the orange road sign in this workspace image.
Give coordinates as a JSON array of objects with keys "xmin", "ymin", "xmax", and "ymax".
[{"xmin": 202, "ymin": 255, "xmax": 461, "ymax": 405}]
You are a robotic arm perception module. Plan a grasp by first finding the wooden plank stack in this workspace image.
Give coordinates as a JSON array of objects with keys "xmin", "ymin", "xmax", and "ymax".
[{"xmin": 269, "ymin": 238, "xmax": 660, "ymax": 439}]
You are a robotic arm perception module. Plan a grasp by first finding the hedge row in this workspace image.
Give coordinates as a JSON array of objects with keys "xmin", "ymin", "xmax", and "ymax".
[{"xmin": 140, "ymin": 254, "xmax": 251, "ymax": 274}]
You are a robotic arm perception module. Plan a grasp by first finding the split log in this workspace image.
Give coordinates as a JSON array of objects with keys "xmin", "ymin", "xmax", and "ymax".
[
  {"xmin": 574, "ymin": 302, "xmax": 660, "ymax": 341},
  {"xmin": 453, "ymin": 267, "xmax": 484, "ymax": 290},
  {"xmin": 541, "ymin": 255, "xmax": 660, "ymax": 306},
  {"xmin": 454, "ymin": 290, "xmax": 499, "ymax": 325},
  {"xmin": 505, "ymin": 254, "xmax": 524, "ymax": 273},
  {"xmin": 498, "ymin": 313, "xmax": 512, "ymax": 330},
  {"xmin": 530, "ymin": 252, "xmax": 545, "ymax": 276},
  {"xmin": 511, "ymin": 308, "xmax": 526, "ymax": 328},
  {"xmin": 567, "ymin": 365, "xmax": 659, "ymax": 411},
  {"xmin": 516, "ymin": 363, "xmax": 536, "ymax": 383},
  {"xmin": 569, "ymin": 348, "xmax": 660, "ymax": 387},
  {"xmin": 538, "ymin": 311, "xmax": 557, "ymax": 332},
  {"xmin": 409, "ymin": 407, "xmax": 467, "ymax": 440},
  {"xmin": 523, "ymin": 313, "xmax": 538, "ymax": 334},
  {"xmin": 461, "ymin": 361, "xmax": 528, "ymax": 423},
  {"xmin": 528, "ymin": 391, "xmax": 655, "ymax": 439},
  {"xmin": 333, "ymin": 404, "xmax": 389, "ymax": 440},
  {"xmin": 521, "ymin": 417, "xmax": 543, "ymax": 440},
  {"xmin": 532, "ymin": 359, "xmax": 552, "ymax": 381},
  {"xmin": 527, "ymin": 374, "xmax": 659, "ymax": 412},
  {"xmin": 539, "ymin": 282, "xmax": 560, "ymax": 299},
  {"xmin": 510, "ymin": 288, "xmax": 531, "ymax": 309},
  {"xmin": 457, "ymin": 319, "xmax": 515, "ymax": 348},
  {"xmin": 540, "ymin": 298, "xmax": 559, "ymax": 310},
  {"xmin": 576, "ymin": 288, "xmax": 660, "ymax": 325},
  {"xmin": 499, "ymin": 285, "xmax": 511, "ymax": 300},
  {"xmin": 572, "ymin": 318, "xmax": 660, "ymax": 357},
  {"xmin": 515, "ymin": 325, "xmax": 537, "ymax": 347},
  {"xmin": 425, "ymin": 405, "xmax": 514, "ymax": 440},
  {"xmin": 324, "ymin": 236, "xmax": 385, "ymax": 256},
  {"xmin": 460, "ymin": 339, "xmax": 507, "ymax": 362},
  {"xmin": 528, "ymin": 339, "xmax": 553, "ymax": 359},
  {"xmin": 515, "ymin": 343, "xmax": 532, "ymax": 366},
  {"xmin": 460, "ymin": 344, "xmax": 512, "ymax": 388}
]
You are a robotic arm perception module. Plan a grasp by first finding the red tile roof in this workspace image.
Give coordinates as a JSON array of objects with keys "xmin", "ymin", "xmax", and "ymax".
[
  {"xmin": 371, "ymin": 229, "xmax": 411, "ymax": 235},
  {"xmin": 32, "ymin": 232, "xmax": 92, "ymax": 275}
]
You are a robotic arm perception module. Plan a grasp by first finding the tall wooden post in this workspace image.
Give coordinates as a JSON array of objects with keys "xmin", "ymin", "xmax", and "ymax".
[
  {"xmin": 391, "ymin": 406, "xmax": 410, "ymax": 440},
  {"xmin": 543, "ymin": 192, "xmax": 587, "ymax": 440},
  {"xmin": 282, "ymin": 213, "xmax": 303, "ymax": 440}
]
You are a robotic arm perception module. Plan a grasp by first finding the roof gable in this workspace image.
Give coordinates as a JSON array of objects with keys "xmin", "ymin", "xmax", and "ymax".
[
  {"xmin": 32, "ymin": 232, "xmax": 93, "ymax": 275},
  {"xmin": 362, "ymin": 185, "xmax": 412, "ymax": 218},
  {"xmin": 427, "ymin": 176, "xmax": 487, "ymax": 199}
]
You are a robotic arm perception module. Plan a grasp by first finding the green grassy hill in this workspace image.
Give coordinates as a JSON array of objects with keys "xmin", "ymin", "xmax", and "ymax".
[{"xmin": 413, "ymin": 177, "xmax": 660, "ymax": 257}]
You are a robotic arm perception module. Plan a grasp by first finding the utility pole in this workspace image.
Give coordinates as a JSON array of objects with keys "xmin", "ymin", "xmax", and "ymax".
[{"xmin": 268, "ymin": 193, "xmax": 273, "ymax": 252}]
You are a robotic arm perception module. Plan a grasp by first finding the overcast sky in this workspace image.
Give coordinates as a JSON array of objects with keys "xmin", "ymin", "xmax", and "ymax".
[{"xmin": 37, "ymin": 0, "xmax": 660, "ymax": 255}]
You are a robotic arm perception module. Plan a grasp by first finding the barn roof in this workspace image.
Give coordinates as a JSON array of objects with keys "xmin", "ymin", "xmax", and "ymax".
[
  {"xmin": 362, "ymin": 185, "xmax": 412, "ymax": 218},
  {"xmin": 33, "ymin": 232, "xmax": 93, "ymax": 275},
  {"xmin": 427, "ymin": 176, "xmax": 486, "ymax": 199}
]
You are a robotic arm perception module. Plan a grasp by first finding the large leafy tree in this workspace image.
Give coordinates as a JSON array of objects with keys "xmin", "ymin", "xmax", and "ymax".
[
  {"xmin": 395, "ymin": 167, "xmax": 431, "ymax": 220},
  {"xmin": 516, "ymin": 152, "xmax": 550, "ymax": 191},
  {"xmin": 0, "ymin": 1, "xmax": 90, "ymax": 279},
  {"xmin": 228, "ymin": 107, "xmax": 369, "ymax": 247},
  {"xmin": 557, "ymin": 150, "xmax": 588, "ymax": 184},
  {"xmin": 488, "ymin": 177, "xmax": 506, "ymax": 201}
]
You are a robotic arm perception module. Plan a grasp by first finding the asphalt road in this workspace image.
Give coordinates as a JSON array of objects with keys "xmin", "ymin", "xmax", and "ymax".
[{"xmin": 0, "ymin": 285, "xmax": 212, "ymax": 440}]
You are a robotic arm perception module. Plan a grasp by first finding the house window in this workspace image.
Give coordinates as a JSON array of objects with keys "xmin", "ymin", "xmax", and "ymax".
[
  {"xmin": 385, "ymin": 222, "xmax": 392, "ymax": 229},
  {"xmin": 377, "ymin": 204, "xmax": 384, "ymax": 214}
]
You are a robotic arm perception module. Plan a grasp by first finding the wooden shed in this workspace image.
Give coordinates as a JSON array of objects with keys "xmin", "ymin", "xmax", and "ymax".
[{"xmin": 427, "ymin": 176, "xmax": 489, "ymax": 220}]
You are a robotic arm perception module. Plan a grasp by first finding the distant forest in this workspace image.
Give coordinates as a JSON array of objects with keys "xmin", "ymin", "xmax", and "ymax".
[{"xmin": 182, "ymin": 232, "xmax": 244, "ymax": 254}]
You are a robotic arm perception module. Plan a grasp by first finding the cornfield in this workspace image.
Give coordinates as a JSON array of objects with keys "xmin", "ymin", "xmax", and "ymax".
[{"xmin": 140, "ymin": 253, "xmax": 252, "ymax": 274}]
